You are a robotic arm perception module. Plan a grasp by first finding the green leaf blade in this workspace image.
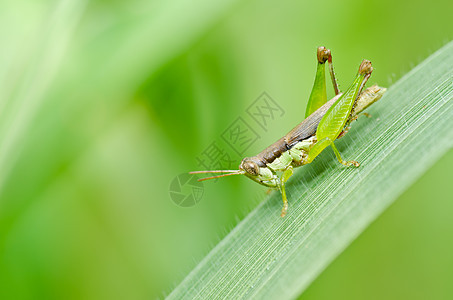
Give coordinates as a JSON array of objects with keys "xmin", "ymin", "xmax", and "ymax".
[{"xmin": 167, "ymin": 41, "xmax": 453, "ymax": 300}]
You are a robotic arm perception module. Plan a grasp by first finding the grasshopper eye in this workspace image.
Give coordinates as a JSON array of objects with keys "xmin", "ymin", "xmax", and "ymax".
[{"xmin": 240, "ymin": 158, "xmax": 259, "ymax": 176}]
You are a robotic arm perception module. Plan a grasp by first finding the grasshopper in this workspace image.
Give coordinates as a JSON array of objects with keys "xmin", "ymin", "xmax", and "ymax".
[{"xmin": 191, "ymin": 47, "xmax": 386, "ymax": 217}]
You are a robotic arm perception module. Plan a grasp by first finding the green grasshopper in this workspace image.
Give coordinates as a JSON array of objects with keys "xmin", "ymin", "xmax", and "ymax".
[{"xmin": 191, "ymin": 47, "xmax": 386, "ymax": 217}]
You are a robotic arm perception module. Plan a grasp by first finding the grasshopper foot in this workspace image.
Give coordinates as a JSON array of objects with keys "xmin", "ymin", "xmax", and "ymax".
[
  {"xmin": 349, "ymin": 160, "xmax": 360, "ymax": 167},
  {"xmin": 341, "ymin": 160, "xmax": 360, "ymax": 167},
  {"xmin": 280, "ymin": 202, "xmax": 288, "ymax": 218}
]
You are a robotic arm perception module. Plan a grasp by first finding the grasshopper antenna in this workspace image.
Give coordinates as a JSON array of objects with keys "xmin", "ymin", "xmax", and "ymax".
[
  {"xmin": 189, "ymin": 170, "xmax": 240, "ymax": 174},
  {"xmin": 189, "ymin": 170, "xmax": 244, "ymax": 182}
]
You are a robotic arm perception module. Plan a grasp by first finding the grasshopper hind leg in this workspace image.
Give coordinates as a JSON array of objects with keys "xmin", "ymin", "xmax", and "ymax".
[
  {"xmin": 304, "ymin": 137, "xmax": 360, "ymax": 167},
  {"xmin": 327, "ymin": 50, "xmax": 340, "ymax": 96},
  {"xmin": 305, "ymin": 46, "xmax": 341, "ymax": 118},
  {"xmin": 318, "ymin": 47, "xmax": 341, "ymax": 96}
]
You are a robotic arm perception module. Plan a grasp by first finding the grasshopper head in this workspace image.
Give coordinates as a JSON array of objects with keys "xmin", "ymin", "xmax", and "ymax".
[
  {"xmin": 239, "ymin": 157, "xmax": 278, "ymax": 188},
  {"xmin": 239, "ymin": 157, "xmax": 260, "ymax": 176}
]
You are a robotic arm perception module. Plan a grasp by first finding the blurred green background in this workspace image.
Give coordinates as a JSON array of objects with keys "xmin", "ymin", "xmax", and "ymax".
[{"xmin": 0, "ymin": 0, "xmax": 452, "ymax": 299}]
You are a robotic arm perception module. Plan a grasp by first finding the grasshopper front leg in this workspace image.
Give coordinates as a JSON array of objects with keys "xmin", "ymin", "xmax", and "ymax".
[{"xmin": 279, "ymin": 166, "xmax": 293, "ymax": 217}]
